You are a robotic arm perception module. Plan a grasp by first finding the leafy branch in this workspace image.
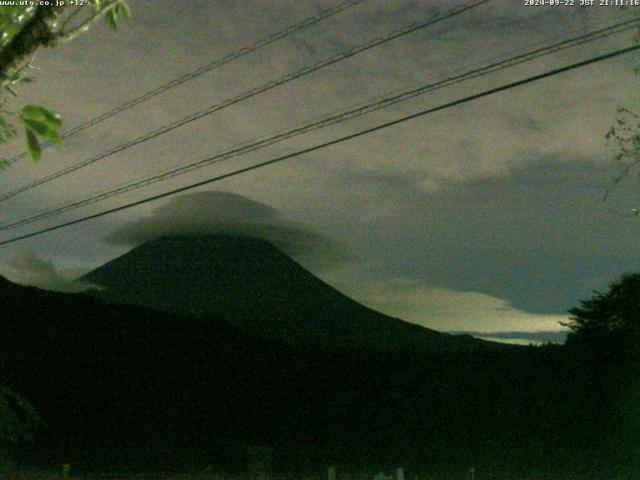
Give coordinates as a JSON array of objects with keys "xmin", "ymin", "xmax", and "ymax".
[
  {"xmin": 0, "ymin": 0, "xmax": 131, "ymax": 163},
  {"xmin": 604, "ymin": 107, "xmax": 640, "ymax": 201}
]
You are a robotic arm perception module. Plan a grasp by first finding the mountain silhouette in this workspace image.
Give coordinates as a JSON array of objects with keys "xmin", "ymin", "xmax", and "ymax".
[
  {"xmin": 0, "ymin": 274, "xmax": 626, "ymax": 475},
  {"xmin": 82, "ymin": 235, "xmax": 477, "ymax": 351}
]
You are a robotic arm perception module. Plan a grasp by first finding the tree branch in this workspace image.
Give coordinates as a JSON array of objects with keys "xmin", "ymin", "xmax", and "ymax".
[
  {"xmin": 57, "ymin": 6, "xmax": 83, "ymax": 33},
  {"xmin": 53, "ymin": 1, "xmax": 120, "ymax": 45},
  {"xmin": 0, "ymin": 6, "xmax": 64, "ymax": 89}
]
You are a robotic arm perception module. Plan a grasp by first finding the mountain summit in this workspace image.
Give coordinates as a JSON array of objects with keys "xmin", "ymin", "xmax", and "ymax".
[{"xmin": 82, "ymin": 235, "xmax": 475, "ymax": 351}]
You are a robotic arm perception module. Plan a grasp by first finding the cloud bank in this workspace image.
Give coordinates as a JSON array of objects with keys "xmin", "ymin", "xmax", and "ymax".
[
  {"xmin": 107, "ymin": 191, "xmax": 355, "ymax": 271},
  {"xmin": 6, "ymin": 250, "xmax": 96, "ymax": 293},
  {"xmin": 327, "ymin": 276, "xmax": 569, "ymax": 343}
]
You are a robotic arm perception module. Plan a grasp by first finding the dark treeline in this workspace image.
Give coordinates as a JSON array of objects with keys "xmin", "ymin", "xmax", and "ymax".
[{"xmin": 0, "ymin": 274, "xmax": 637, "ymax": 478}]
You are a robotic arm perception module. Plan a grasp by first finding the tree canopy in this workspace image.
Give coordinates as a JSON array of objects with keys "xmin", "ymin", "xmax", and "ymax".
[{"xmin": 564, "ymin": 272, "xmax": 640, "ymax": 352}]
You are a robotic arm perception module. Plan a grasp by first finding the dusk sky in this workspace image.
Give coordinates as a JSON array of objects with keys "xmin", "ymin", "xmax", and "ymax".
[{"xmin": 0, "ymin": 0, "xmax": 638, "ymax": 343}]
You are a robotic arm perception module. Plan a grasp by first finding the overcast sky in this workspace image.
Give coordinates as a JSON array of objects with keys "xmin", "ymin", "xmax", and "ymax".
[{"xmin": 1, "ymin": 0, "xmax": 638, "ymax": 343}]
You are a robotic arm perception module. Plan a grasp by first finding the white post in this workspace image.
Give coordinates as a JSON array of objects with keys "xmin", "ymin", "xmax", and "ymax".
[
  {"xmin": 396, "ymin": 468, "xmax": 404, "ymax": 480},
  {"xmin": 328, "ymin": 466, "xmax": 336, "ymax": 480},
  {"xmin": 470, "ymin": 467, "xmax": 475, "ymax": 480}
]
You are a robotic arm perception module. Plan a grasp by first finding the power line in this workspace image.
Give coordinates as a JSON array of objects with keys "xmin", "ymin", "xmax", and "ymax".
[
  {"xmin": 1, "ymin": 14, "xmax": 637, "ymax": 232},
  {"xmin": 3, "ymin": 0, "xmax": 369, "ymax": 166},
  {"xmin": 1, "ymin": 42, "xmax": 637, "ymax": 247},
  {"xmin": 0, "ymin": 0, "xmax": 490, "ymax": 203}
]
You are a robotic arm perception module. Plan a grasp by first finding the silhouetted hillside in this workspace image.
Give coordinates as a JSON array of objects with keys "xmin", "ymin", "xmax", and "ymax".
[
  {"xmin": 1, "ymin": 274, "xmax": 628, "ymax": 477},
  {"xmin": 82, "ymin": 235, "xmax": 480, "ymax": 352}
]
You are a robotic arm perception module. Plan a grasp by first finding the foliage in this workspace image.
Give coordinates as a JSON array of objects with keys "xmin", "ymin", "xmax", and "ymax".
[
  {"xmin": 563, "ymin": 272, "xmax": 640, "ymax": 350},
  {"xmin": 0, "ymin": 0, "xmax": 131, "ymax": 164},
  {"xmin": 19, "ymin": 104, "xmax": 62, "ymax": 162},
  {"xmin": 603, "ymin": 16, "xmax": 640, "ymax": 205},
  {"xmin": 561, "ymin": 273, "xmax": 640, "ymax": 474},
  {"xmin": 0, "ymin": 386, "xmax": 42, "ymax": 444},
  {"xmin": 0, "ymin": 386, "xmax": 43, "ymax": 469},
  {"xmin": 605, "ymin": 108, "xmax": 640, "ymax": 200}
]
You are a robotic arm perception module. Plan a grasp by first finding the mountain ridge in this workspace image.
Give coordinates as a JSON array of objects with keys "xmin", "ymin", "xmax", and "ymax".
[
  {"xmin": 82, "ymin": 234, "xmax": 480, "ymax": 352},
  {"xmin": 0, "ymin": 273, "xmax": 619, "ymax": 474}
]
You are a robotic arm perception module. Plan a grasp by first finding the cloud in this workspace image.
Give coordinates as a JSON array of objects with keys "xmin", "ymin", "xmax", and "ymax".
[
  {"xmin": 106, "ymin": 191, "xmax": 355, "ymax": 270},
  {"xmin": 5, "ymin": 251, "xmax": 96, "ymax": 293},
  {"xmin": 325, "ymin": 276, "xmax": 569, "ymax": 342},
  {"xmin": 0, "ymin": 0, "xmax": 634, "ymax": 338},
  {"xmin": 314, "ymin": 156, "xmax": 639, "ymax": 315},
  {"xmin": 458, "ymin": 330, "xmax": 568, "ymax": 345}
]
